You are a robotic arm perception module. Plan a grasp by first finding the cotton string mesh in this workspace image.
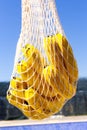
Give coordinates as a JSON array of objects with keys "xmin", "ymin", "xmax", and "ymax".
[{"xmin": 7, "ymin": 0, "xmax": 78, "ymax": 120}]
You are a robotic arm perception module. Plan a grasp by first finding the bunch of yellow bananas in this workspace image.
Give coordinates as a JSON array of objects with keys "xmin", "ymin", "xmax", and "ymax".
[
  {"xmin": 7, "ymin": 33, "xmax": 78, "ymax": 120},
  {"xmin": 44, "ymin": 33, "xmax": 78, "ymax": 85}
]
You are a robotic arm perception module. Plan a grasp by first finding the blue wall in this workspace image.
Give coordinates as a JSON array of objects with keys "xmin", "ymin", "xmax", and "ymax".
[{"xmin": 0, "ymin": 122, "xmax": 87, "ymax": 130}]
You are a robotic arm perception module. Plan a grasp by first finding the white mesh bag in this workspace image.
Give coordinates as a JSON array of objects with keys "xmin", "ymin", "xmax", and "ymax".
[{"xmin": 7, "ymin": 0, "xmax": 78, "ymax": 120}]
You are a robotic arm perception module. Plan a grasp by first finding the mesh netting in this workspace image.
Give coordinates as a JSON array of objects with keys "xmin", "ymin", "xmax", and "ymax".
[{"xmin": 7, "ymin": 0, "xmax": 78, "ymax": 120}]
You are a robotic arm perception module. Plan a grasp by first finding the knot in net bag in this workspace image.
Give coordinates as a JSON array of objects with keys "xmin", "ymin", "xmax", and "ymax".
[{"xmin": 7, "ymin": 0, "xmax": 78, "ymax": 120}]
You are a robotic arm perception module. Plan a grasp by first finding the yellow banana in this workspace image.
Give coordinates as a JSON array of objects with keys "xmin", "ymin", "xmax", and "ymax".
[
  {"xmin": 10, "ymin": 88, "xmax": 25, "ymax": 99},
  {"xmin": 9, "ymin": 75, "xmax": 57, "ymax": 107},
  {"xmin": 7, "ymin": 86, "xmax": 66, "ymax": 119},
  {"xmin": 43, "ymin": 65, "xmax": 76, "ymax": 99},
  {"xmin": 44, "ymin": 33, "xmax": 78, "ymax": 84},
  {"xmin": 55, "ymin": 33, "xmax": 78, "ymax": 84},
  {"xmin": 16, "ymin": 59, "xmax": 41, "ymax": 83},
  {"xmin": 45, "ymin": 94, "xmax": 65, "ymax": 114},
  {"xmin": 21, "ymin": 43, "xmax": 44, "ymax": 72},
  {"xmin": 7, "ymin": 88, "xmax": 48, "ymax": 118},
  {"xmin": 10, "ymin": 77, "xmax": 28, "ymax": 90},
  {"xmin": 37, "ymin": 76, "xmax": 59, "ymax": 97},
  {"xmin": 8, "ymin": 87, "xmax": 45, "ymax": 111},
  {"xmin": 23, "ymin": 109, "xmax": 48, "ymax": 120},
  {"xmin": 7, "ymin": 91, "xmax": 16, "ymax": 105},
  {"xmin": 26, "ymin": 90, "xmax": 64, "ymax": 116},
  {"xmin": 7, "ymin": 93, "xmax": 30, "ymax": 114},
  {"xmin": 44, "ymin": 35, "xmax": 69, "ymax": 82},
  {"xmin": 6, "ymin": 91, "xmax": 22, "ymax": 111},
  {"xmin": 23, "ymin": 93, "xmax": 65, "ymax": 120},
  {"xmin": 22, "ymin": 44, "xmax": 36, "ymax": 58},
  {"xmin": 7, "ymin": 91, "xmax": 47, "ymax": 120},
  {"xmin": 16, "ymin": 60, "xmax": 27, "ymax": 73},
  {"xmin": 17, "ymin": 44, "xmax": 45, "ymax": 81},
  {"xmin": 7, "ymin": 37, "xmax": 78, "ymax": 120}
]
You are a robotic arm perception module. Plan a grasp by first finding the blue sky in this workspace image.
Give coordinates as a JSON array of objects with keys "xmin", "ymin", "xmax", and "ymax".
[{"xmin": 0, "ymin": 0, "xmax": 87, "ymax": 81}]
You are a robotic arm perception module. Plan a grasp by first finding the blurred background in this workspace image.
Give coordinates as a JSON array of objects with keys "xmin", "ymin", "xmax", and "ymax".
[{"xmin": 0, "ymin": 0, "xmax": 87, "ymax": 120}]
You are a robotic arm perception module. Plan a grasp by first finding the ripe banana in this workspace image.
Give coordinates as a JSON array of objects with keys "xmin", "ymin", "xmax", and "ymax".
[
  {"xmin": 7, "ymin": 36, "xmax": 78, "ymax": 120},
  {"xmin": 56, "ymin": 33, "xmax": 78, "ymax": 84},
  {"xmin": 36, "ymin": 77, "xmax": 59, "ymax": 98},
  {"xmin": 7, "ymin": 91, "xmax": 48, "ymax": 120},
  {"xmin": 17, "ymin": 60, "xmax": 38, "ymax": 83},
  {"xmin": 23, "ymin": 110, "xmax": 48, "ymax": 120},
  {"xmin": 44, "ymin": 35, "xmax": 69, "ymax": 82},
  {"xmin": 21, "ymin": 43, "xmax": 44, "ymax": 72},
  {"xmin": 7, "ymin": 86, "xmax": 66, "ymax": 119},
  {"xmin": 22, "ymin": 44, "xmax": 36, "ymax": 58},
  {"xmin": 23, "ymin": 93, "xmax": 66, "ymax": 120},
  {"xmin": 43, "ymin": 65, "xmax": 76, "ymax": 99},
  {"xmin": 44, "ymin": 33, "xmax": 78, "ymax": 85},
  {"xmin": 16, "ymin": 44, "xmax": 45, "ymax": 83},
  {"xmin": 10, "ymin": 77, "xmax": 28, "ymax": 90}
]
